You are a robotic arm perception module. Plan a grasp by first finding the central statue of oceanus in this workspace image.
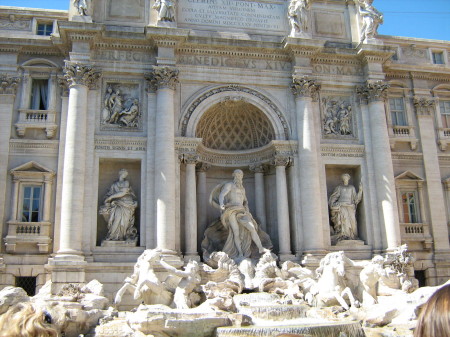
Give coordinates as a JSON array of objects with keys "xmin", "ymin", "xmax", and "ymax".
[{"xmin": 202, "ymin": 169, "xmax": 272, "ymax": 263}]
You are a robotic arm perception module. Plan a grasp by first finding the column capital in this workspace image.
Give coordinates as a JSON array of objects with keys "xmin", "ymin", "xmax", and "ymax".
[
  {"xmin": 356, "ymin": 80, "xmax": 390, "ymax": 103},
  {"xmin": 0, "ymin": 74, "xmax": 21, "ymax": 95},
  {"xmin": 63, "ymin": 62, "xmax": 101, "ymax": 89},
  {"xmin": 196, "ymin": 162, "xmax": 211, "ymax": 172},
  {"xmin": 180, "ymin": 153, "xmax": 199, "ymax": 165},
  {"xmin": 291, "ymin": 75, "xmax": 320, "ymax": 99},
  {"xmin": 413, "ymin": 97, "xmax": 435, "ymax": 116},
  {"xmin": 272, "ymin": 155, "xmax": 292, "ymax": 167},
  {"xmin": 249, "ymin": 163, "xmax": 267, "ymax": 174},
  {"xmin": 145, "ymin": 66, "xmax": 179, "ymax": 91}
]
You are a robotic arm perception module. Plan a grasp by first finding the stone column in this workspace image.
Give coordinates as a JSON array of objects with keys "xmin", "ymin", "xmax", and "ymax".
[
  {"xmin": 57, "ymin": 63, "xmax": 100, "ymax": 258},
  {"xmin": 291, "ymin": 76, "xmax": 326, "ymax": 255},
  {"xmin": 196, "ymin": 162, "xmax": 210, "ymax": 247},
  {"xmin": 181, "ymin": 154, "xmax": 199, "ymax": 261},
  {"xmin": 0, "ymin": 75, "xmax": 20, "ymax": 237},
  {"xmin": 414, "ymin": 97, "xmax": 450, "ymax": 252},
  {"xmin": 357, "ymin": 81, "xmax": 401, "ymax": 250},
  {"xmin": 146, "ymin": 67, "xmax": 179, "ymax": 253},
  {"xmin": 249, "ymin": 164, "xmax": 267, "ymax": 231},
  {"xmin": 273, "ymin": 155, "xmax": 294, "ymax": 261}
]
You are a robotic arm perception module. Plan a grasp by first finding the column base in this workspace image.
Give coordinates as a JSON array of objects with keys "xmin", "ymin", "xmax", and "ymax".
[
  {"xmin": 300, "ymin": 250, "xmax": 328, "ymax": 268},
  {"xmin": 46, "ymin": 254, "xmax": 87, "ymax": 295},
  {"xmin": 155, "ymin": 250, "xmax": 184, "ymax": 269},
  {"xmin": 183, "ymin": 253, "xmax": 201, "ymax": 262}
]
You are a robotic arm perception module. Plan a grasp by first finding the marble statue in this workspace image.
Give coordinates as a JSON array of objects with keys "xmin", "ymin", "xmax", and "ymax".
[
  {"xmin": 101, "ymin": 87, "xmax": 141, "ymax": 128},
  {"xmin": 203, "ymin": 169, "xmax": 272, "ymax": 262},
  {"xmin": 356, "ymin": 0, "xmax": 383, "ymax": 42},
  {"xmin": 359, "ymin": 255, "xmax": 385, "ymax": 306},
  {"xmin": 288, "ymin": 0, "xmax": 311, "ymax": 36},
  {"xmin": 153, "ymin": 0, "xmax": 176, "ymax": 22},
  {"xmin": 329, "ymin": 173, "xmax": 363, "ymax": 242},
  {"xmin": 309, "ymin": 251, "xmax": 359, "ymax": 310},
  {"xmin": 99, "ymin": 169, "xmax": 138, "ymax": 242},
  {"xmin": 159, "ymin": 258, "xmax": 201, "ymax": 309},
  {"xmin": 73, "ymin": 0, "xmax": 88, "ymax": 16},
  {"xmin": 114, "ymin": 249, "xmax": 172, "ymax": 306}
]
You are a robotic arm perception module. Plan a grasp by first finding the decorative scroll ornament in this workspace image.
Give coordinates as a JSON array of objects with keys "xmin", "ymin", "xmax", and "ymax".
[
  {"xmin": 64, "ymin": 63, "xmax": 101, "ymax": 89},
  {"xmin": 145, "ymin": 66, "xmax": 179, "ymax": 91},
  {"xmin": 0, "ymin": 74, "xmax": 21, "ymax": 95},
  {"xmin": 290, "ymin": 75, "xmax": 320, "ymax": 99},
  {"xmin": 356, "ymin": 80, "xmax": 389, "ymax": 102},
  {"xmin": 413, "ymin": 97, "xmax": 435, "ymax": 116},
  {"xmin": 249, "ymin": 164, "xmax": 267, "ymax": 174},
  {"xmin": 57, "ymin": 75, "xmax": 70, "ymax": 97},
  {"xmin": 196, "ymin": 162, "xmax": 211, "ymax": 172}
]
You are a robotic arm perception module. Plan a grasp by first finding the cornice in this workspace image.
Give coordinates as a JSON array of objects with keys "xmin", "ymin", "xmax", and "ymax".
[
  {"xmin": 94, "ymin": 42, "xmax": 155, "ymax": 52},
  {"xmin": 9, "ymin": 139, "xmax": 59, "ymax": 155},
  {"xmin": 391, "ymin": 152, "xmax": 423, "ymax": 161}
]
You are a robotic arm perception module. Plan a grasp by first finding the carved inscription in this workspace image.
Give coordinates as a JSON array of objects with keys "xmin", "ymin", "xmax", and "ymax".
[
  {"xmin": 313, "ymin": 64, "xmax": 363, "ymax": 76},
  {"xmin": 94, "ymin": 50, "xmax": 154, "ymax": 63},
  {"xmin": 178, "ymin": 0, "xmax": 286, "ymax": 32},
  {"xmin": 178, "ymin": 55, "xmax": 291, "ymax": 70}
]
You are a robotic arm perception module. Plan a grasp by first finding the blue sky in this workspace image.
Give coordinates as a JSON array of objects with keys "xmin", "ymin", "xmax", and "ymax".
[{"xmin": 1, "ymin": 0, "xmax": 449, "ymax": 41}]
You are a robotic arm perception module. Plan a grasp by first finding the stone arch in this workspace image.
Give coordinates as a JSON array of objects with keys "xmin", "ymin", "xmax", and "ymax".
[
  {"xmin": 180, "ymin": 85, "xmax": 290, "ymax": 141},
  {"xmin": 21, "ymin": 58, "xmax": 60, "ymax": 69}
]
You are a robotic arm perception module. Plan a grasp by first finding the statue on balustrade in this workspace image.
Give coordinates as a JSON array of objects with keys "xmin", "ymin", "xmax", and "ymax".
[
  {"xmin": 329, "ymin": 173, "xmax": 363, "ymax": 243},
  {"xmin": 73, "ymin": 0, "xmax": 88, "ymax": 16},
  {"xmin": 202, "ymin": 169, "xmax": 272, "ymax": 263},
  {"xmin": 288, "ymin": 0, "xmax": 311, "ymax": 36},
  {"xmin": 99, "ymin": 169, "xmax": 138, "ymax": 242},
  {"xmin": 153, "ymin": 0, "xmax": 176, "ymax": 22},
  {"xmin": 356, "ymin": 0, "xmax": 383, "ymax": 42}
]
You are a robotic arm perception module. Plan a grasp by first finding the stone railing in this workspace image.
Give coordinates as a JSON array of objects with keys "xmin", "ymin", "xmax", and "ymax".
[
  {"xmin": 15, "ymin": 109, "xmax": 57, "ymax": 138},
  {"xmin": 4, "ymin": 221, "xmax": 52, "ymax": 253},
  {"xmin": 389, "ymin": 125, "xmax": 417, "ymax": 150},
  {"xmin": 400, "ymin": 223, "xmax": 432, "ymax": 249}
]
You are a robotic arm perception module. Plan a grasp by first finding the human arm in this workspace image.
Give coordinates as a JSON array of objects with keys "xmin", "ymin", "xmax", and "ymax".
[{"xmin": 218, "ymin": 183, "xmax": 231, "ymax": 211}]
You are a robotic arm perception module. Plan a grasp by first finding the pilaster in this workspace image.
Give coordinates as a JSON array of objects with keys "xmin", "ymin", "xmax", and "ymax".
[{"xmin": 414, "ymin": 97, "xmax": 450, "ymax": 253}]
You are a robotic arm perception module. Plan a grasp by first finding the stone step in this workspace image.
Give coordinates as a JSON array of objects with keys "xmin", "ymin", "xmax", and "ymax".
[{"xmin": 215, "ymin": 321, "xmax": 366, "ymax": 337}]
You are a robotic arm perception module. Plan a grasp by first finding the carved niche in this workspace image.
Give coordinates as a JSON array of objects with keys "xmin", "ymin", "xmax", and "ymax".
[
  {"xmin": 100, "ymin": 82, "xmax": 142, "ymax": 131},
  {"xmin": 321, "ymin": 97, "xmax": 355, "ymax": 138}
]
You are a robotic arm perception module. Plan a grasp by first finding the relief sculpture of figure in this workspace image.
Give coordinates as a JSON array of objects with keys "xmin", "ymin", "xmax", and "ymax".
[
  {"xmin": 288, "ymin": 0, "xmax": 311, "ymax": 36},
  {"xmin": 329, "ymin": 173, "xmax": 363, "ymax": 242},
  {"xmin": 202, "ymin": 169, "xmax": 272, "ymax": 262},
  {"xmin": 73, "ymin": 0, "xmax": 88, "ymax": 16},
  {"xmin": 357, "ymin": 0, "xmax": 383, "ymax": 42},
  {"xmin": 153, "ymin": 0, "xmax": 176, "ymax": 22},
  {"xmin": 99, "ymin": 169, "xmax": 138, "ymax": 242}
]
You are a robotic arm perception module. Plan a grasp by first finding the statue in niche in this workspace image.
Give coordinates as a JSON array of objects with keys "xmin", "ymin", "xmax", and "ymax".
[
  {"xmin": 73, "ymin": 0, "xmax": 88, "ymax": 16},
  {"xmin": 322, "ymin": 99, "xmax": 353, "ymax": 137},
  {"xmin": 202, "ymin": 169, "xmax": 272, "ymax": 263},
  {"xmin": 101, "ymin": 86, "xmax": 141, "ymax": 128},
  {"xmin": 356, "ymin": 0, "xmax": 383, "ymax": 42},
  {"xmin": 153, "ymin": 0, "xmax": 176, "ymax": 22},
  {"xmin": 288, "ymin": 0, "xmax": 311, "ymax": 36},
  {"xmin": 99, "ymin": 169, "xmax": 138, "ymax": 242},
  {"xmin": 329, "ymin": 173, "xmax": 363, "ymax": 243}
]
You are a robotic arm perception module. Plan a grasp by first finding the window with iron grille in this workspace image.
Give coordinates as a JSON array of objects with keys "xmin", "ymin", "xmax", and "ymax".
[{"xmin": 15, "ymin": 276, "xmax": 37, "ymax": 296}]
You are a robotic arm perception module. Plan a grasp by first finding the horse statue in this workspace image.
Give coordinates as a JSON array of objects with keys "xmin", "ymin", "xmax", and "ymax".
[{"xmin": 307, "ymin": 251, "xmax": 359, "ymax": 310}]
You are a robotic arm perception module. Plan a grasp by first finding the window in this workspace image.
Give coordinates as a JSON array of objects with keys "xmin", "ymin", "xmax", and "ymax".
[
  {"xmin": 440, "ymin": 101, "xmax": 450, "ymax": 128},
  {"xmin": 15, "ymin": 276, "xmax": 37, "ymax": 296},
  {"xmin": 21, "ymin": 186, "xmax": 42, "ymax": 222},
  {"xmin": 30, "ymin": 79, "xmax": 49, "ymax": 110},
  {"xmin": 389, "ymin": 97, "xmax": 407, "ymax": 126},
  {"xmin": 402, "ymin": 191, "xmax": 419, "ymax": 223},
  {"xmin": 37, "ymin": 23, "xmax": 53, "ymax": 36},
  {"xmin": 432, "ymin": 51, "xmax": 444, "ymax": 65}
]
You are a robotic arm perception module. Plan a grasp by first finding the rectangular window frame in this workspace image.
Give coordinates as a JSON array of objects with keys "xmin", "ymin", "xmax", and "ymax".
[
  {"xmin": 401, "ymin": 191, "xmax": 420, "ymax": 224},
  {"xmin": 36, "ymin": 22, "xmax": 53, "ymax": 36},
  {"xmin": 19, "ymin": 184, "xmax": 43, "ymax": 223},
  {"xmin": 29, "ymin": 78, "xmax": 49, "ymax": 110},
  {"xmin": 432, "ymin": 51, "xmax": 445, "ymax": 65},
  {"xmin": 440, "ymin": 100, "xmax": 450, "ymax": 129},
  {"xmin": 389, "ymin": 97, "xmax": 407, "ymax": 126}
]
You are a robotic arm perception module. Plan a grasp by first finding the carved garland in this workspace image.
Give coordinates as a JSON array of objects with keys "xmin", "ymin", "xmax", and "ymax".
[{"xmin": 181, "ymin": 85, "xmax": 290, "ymax": 139}]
